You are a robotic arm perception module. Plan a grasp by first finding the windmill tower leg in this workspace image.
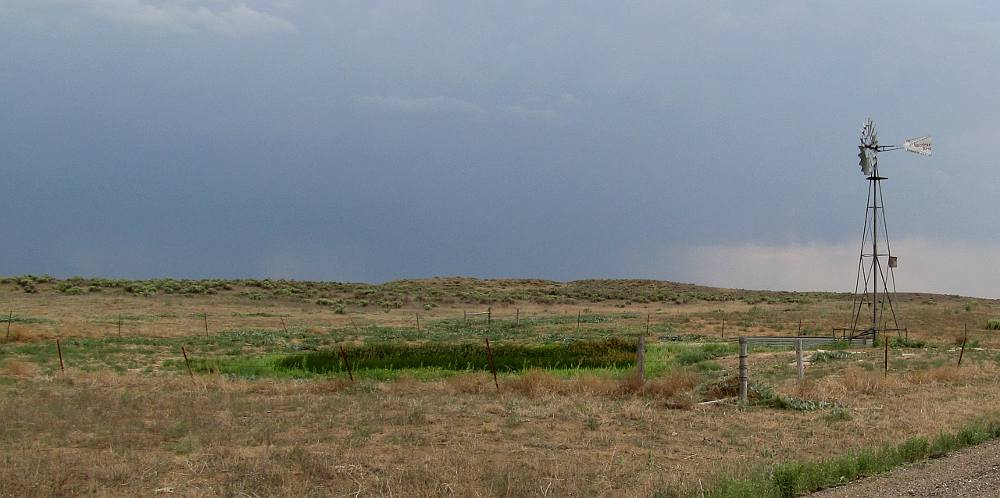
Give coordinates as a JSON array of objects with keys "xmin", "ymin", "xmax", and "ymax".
[{"xmin": 850, "ymin": 168, "xmax": 898, "ymax": 346}]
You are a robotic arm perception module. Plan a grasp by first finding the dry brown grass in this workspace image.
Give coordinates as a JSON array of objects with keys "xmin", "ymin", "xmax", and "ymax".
[
  {"xmin": 907, "ymin": 363, "xmax": 997, "ymax": 385},
  {"xmin": 3, "ymin": 368, "xmax": 1000, "ymax": 497},
  {"xmin": 444, "ymin": 372, "xmax": 496, "ymax": 394},
  {"xmin": 641, "ymin": 369, "xmax": 699, "ymax": 399},
  {"xmin": 457, "ymin": 369, "xmax": 701, "ymax": 401},
  {"xmin": 503, "ymin": 369, "xmax": 564, "ymax": 396},
  {"xmin": 839, "ymin": 366, "xmax": 905, "ymax": 394},
  {"xmin": 790, "ymin": 367, "xmax": 905, "ymax": 402},
  {"xmin": 2, "ymin": 325, "xmax": 31, "ymax": 343},
  {"xmin": 2, "ymin": 280, "xmax": 1000, "ymax": 495},
  {"xmin": 0, "ymin": 358, "xmax": 40, "ymax": 377}
]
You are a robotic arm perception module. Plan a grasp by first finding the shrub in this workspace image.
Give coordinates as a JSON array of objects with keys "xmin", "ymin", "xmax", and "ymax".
[{"xmin": 16, "ymin": 278, "xmax": 37, "ymax": 294}]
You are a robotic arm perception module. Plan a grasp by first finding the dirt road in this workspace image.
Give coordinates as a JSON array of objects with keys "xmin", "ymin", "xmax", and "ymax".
[{"xmin": 811, "ymin": 440, "xmax": 1000, "ymax": 497}]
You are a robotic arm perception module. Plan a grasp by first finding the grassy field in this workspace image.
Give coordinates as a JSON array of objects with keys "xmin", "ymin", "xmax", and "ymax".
[{"xmin": 2, "ymin": 276, "xmax": 1000, "ymax": 496}]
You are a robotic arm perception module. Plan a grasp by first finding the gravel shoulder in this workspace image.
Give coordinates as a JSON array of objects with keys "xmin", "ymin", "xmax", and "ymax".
[{"xmin": 810, "ymin": 439, "xmax": 1000, "ymax": 497}]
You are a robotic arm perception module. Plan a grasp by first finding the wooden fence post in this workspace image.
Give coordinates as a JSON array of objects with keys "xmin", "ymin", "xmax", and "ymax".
[
  {"xmin": 280, "ymin": 317, "xmax": 288, "ymax": 334},
  {"xmin": 958, "ymin": 324, "xmax": 968, "ymax": 367},
  {"xmin": 738, "ymin": 337, "xmax": 748, "ymax": 403},
  {"xmin": 515, "ymin": 308, "xmax": 520, "ymax": 327},
  {"xmin": 485, "ymin": 337, "xmax": 499, "ymax": 390},
  {"xmin": 796, "ymin": 338, "xmax": 804, "ymax": 381},
  {"xmin": 203, "ymin": 312, "xmax": 209, "ymax": 337},
  {"xmin": 56, "ymin": 338, "xmax": 65, "ymax": 373},
  {"xmin": 415, "ymin": 313, "xmax": 420, "ymax": 331},
  {"xmin": 576, "ymin": 310, "xmax": 581, "ymax": 332},
  {"xmin": 487, "ymin": 307, "xmax": 491, "ymax": 326},
  {"xmin": 339, "ymin": 345, "xmax": 354, "ymax": 382},
  {"xmin": 721, "ymin": 318, "xmax": 725, "ymax": 340},
  {"xmin": 117, "ymin": 314, "xmax": 122, "ymax": 338},
  {"xmin": 5, "ymin": 311, "xmax": 11, "ymax": 342},
  {"xmin": 181, "ymin": 346, "xmax": 195, "ymax": 382},
  {"xmin": 797, "ymin": 319, "xmax": 802, "ymax": 336}
]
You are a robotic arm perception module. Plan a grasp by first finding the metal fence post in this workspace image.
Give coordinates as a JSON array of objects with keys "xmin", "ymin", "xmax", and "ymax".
[
  {"xmin": 739, "ymin": 336, "xmax": 748, "ymax": 403},
  {"xmin": 796, "ymin": 338, "xmax": 804, "ymax": 381}
]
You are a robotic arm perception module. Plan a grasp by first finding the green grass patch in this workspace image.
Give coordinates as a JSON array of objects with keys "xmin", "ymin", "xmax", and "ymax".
[
  {"xmin": 986, "ymin": 319, "xmax": 1000, "ymax": 330},
  {"xmin": 2, "ymin": 315, "xmax": 54, "ymax": 324},
  {"xmin": 275, "ymin": 338, "xmax": 636, "ymax": 374},
  {"xmin": 669, "ymin": 343, "xmax": 734, "ymax": 365},
  {"xmin": 183, "ymin": 338, "xmax": 641, "ymax": 380},
  {"xmin": 873, "ymin": 336, "xmax": 928, "ymax": 348}
]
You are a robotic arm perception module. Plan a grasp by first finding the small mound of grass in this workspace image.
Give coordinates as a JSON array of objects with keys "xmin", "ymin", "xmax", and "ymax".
[{"xmin": 986, "ymin": 319, "xmax": 1000, "ymax": 330}]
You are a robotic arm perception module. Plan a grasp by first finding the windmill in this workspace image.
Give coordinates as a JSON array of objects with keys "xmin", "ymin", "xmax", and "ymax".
[{"xmin": 848, "ymin": 119, "xmax": 931, "ymax": 344}]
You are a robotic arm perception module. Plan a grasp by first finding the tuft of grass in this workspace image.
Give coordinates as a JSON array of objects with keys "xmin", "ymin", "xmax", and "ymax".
[
  {"xmin": 821, "ymin": 406, "xmax": 853, "ymax": 423},
  {"xmin": 986, "ymin": 319, "xmax": 1000, "ymax": 330}
]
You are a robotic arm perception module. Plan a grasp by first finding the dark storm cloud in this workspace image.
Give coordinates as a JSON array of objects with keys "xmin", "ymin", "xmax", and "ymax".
[{"xmin": 2, "ymin": 1, "xmax": 999, "ymax": 296}]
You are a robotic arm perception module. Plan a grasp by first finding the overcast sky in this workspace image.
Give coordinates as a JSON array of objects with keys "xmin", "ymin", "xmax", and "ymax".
[{"xmin": 2, "ymin": 1, "xmax": 999, "ymax": 297}]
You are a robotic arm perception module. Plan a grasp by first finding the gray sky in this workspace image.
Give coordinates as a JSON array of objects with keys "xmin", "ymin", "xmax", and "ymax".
[{"xmin": 2, "ymin": 1, "xmax": 999, "ymax": 297}]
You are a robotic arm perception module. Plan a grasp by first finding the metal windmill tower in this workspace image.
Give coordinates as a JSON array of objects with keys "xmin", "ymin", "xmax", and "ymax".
[{"xmin": 848, "ymin": 119, "xmax": 931, "ymax": 343}]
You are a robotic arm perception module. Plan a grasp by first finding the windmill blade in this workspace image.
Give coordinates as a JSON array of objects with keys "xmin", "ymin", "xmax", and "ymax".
[
  {"xmin": 858, "ymin": 146, "xmax": 874, "ymax": 176},
  {"xmin": 903, "ymin": 136, "xmax": 932, "ymax": 156}
]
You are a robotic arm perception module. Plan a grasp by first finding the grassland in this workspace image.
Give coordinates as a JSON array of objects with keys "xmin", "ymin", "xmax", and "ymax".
[{"xmin": 1, "ymin": 276, "xmax": 1000, "ymax": 497}]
